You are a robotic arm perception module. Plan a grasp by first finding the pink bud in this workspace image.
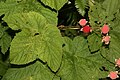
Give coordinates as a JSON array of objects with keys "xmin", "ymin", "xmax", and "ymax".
[
  {"xmin": 101, "ymin": 24, "xmax": 110, "ymax": 34},
  {"xmin": 108, "ymin": 71, "xmax": 119, "ymax": 80},
  {"xmin": 79, "ymin": 19, "xmax": 87, "ymax": 26},
  {"xmin": 115, "ymin": 58, "xmax": 120, "ymax": 67},
  {"xmin": 82, "ymin": 25, "xmax": 91, "ymax": 33},
  {"xmin": 102, "ymin": 36, "xmax": 110, "ymax": 44}
]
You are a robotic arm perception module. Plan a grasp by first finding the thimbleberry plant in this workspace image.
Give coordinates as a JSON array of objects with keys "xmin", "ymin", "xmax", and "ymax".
[{"xmin": 0, "ymin": 0, "xmax": 120, "ymax": 80}]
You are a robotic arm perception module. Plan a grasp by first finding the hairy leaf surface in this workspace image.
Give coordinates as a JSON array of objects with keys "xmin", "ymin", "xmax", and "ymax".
[
  {"xmin": 9, "ymin": 12, "xmax": 63, "ymax": 72},
  {"xmin": 0, "ymin": 0, "xmax": 57, "ymax": 25},
  {"xmin": 2, "ymin": 61, "xmax": 55, "ymax": 80},
  {"xmin": 57, "ymin": 36, "xmax": 111, "ymax": 80}
]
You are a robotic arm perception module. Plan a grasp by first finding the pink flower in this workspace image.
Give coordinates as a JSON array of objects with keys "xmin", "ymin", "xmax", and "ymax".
[
  {"xmin": 102, "ymin": 36, "xmax": 110, "ymax": 44},
  {"xmin": 101, "ymin": 24, "xmax": 110, "ymax": 34},
  {"xmin": 81, "ymin": 25, "xmax": 92, "ymax": 33},
  {"xmin": 115, "ymin": 58, "xmax": 120, "ymax": 67},
  {"xmin": 108, "ymin": 71, "xmax": 119, "ymax": 80},
  {"xmin": 79, "ymin": 19, "xmax": 87, "ymax": 26}
]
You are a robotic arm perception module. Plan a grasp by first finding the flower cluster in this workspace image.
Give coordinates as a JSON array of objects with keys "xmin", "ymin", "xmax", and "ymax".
[
  {"xmin": 78, "ymin": 19, "xmax": 119, "ymax": 80},
  {"xmin": 79, "ymin": 19, "xmax": 92, "ymax": 34},
  {"xmin": 108, "ymin": 58, "xmax": 120, "ymax": 79},
  {"xmin": 101, "ymin": 24, "xmax": 110, "ymax": 45},
  {"xmin": 79, "ymin": 19, "xmax": 111, "ymax": 45}
]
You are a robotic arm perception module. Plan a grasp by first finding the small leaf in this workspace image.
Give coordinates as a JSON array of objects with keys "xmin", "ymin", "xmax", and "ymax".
[
  {"xmin": 0, "ymin": 25, "xmax": 11, "ymax": 54},
  {"xmin": 0, "ymin": 25, "xmax": 8, "ymax": 38},
  {"xmin": 0, "ymin": 33, "xmax": 12, "ymax": 54},
  {"xmin": 75, "ymin": 0, "xmax": 88, "ymax": 16},
  {"xmin": 2, "ymin": 61, "xmax": 54, "ymax": 80}
]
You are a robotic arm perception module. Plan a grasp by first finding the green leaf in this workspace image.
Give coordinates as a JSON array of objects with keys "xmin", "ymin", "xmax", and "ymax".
[
  {"xmin": 63, "ymin": 36, "xmax": 90, "ymax": 56},
  {"xmin": 57, "ymin": 36, "xmax": 112, "ymax": 80},
  {"xmin": 102, "ymin": 0, "xmax": 120, "ymax": 15},
  {"xmin": 9, "ymin": 12, "xmax": 63, "ymax": 72},
  {"xmin": 111, "ymin": 11, "xmax": 120, "ymax": 30},
  {"xmin": 22, "ymin": 0, "xmax": 57, "ymax": 25},
  {"xmin": 0, "ymin": 0, "xmax": 57, "ymax": 25},
  {"xmin": 87, "ymin": 33, "xmax": 102, "ymax": 52},
  {"xmin": 2, "ymin": 61, "xmax": 55, "ymax": 80},
  {"xmin": 0, "ymin": 61, "xmax": 8, "ymax": 76},
  {"xmin": 62, "ymin": 37, "xmax": 73, "ymax": 55},
  {"xmin": 38, "ymin": 6, "xmax": 57, "ymax": 25},
  {"xmin": 58, "ymin": 54, "xmax": 111, "ymax": 80},
  {"xmin": 10, "ymin": 30, "xmax": 37, "ymax": 64},
  {"xmin": 72, "ymin": 36, "xmax": 90, "ymax": 56},
  {"xmin": 0, "ymin": 0, "xmax": 23, "ymax": 16},
  {"xmin": 94, "ymin": 0, "xmax": 105, "ymax": 3},
  {"xmin": 0, "ymin": 0, "xmax": 6, "ymax": 2},
  {"xmin": 53, "ymin": 76, "xmax": 60, "ymax": 80},
  {"xmin": 0, "ymin": 33, "xmax": 12, "ymax": 54},
  {"xmin": 4, "ymin": 11, "xmax": 47, "ymax": 30},
  {"xmin": 41, "ymin": 0, "xmax": 67, "ymax": 10},
  {"xmin": 101, "ymin": 31, "xmax": 120, "ymax": 63},
  {"xmin": 88, "ymin": 2, "xmax": 114, "ymax": 28},
  {"xmin": 88, "ymin": 0, "xmax": 120, "ymax": 28},
  {"xmin": 75, "ymin": 0, "xmax": 88, "ymax": 16},
  {"xmin": 0, "ymin": 25, "xmax": 11, "ymax": 54},
  {"xmin": 88, "ymin": 3, "xmax": 104, "ymax": 27}
]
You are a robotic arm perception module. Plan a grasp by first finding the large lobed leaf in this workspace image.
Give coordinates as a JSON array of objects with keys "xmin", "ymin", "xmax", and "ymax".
[
  {"xmin": 6, "ymin": 12, "xmax": 63, "ymax": 72},
  {"xmin": 57, "ymin": 36, "xmax": 112, "ymax": 80},
  {"xmin": 2, "ymin": 61, "xmax": 56, "ymax": 80},
  {"xmin": 40, "ymin": 0, "xmax": 67, "ymax": 10},
  {"xmin": 0, "ymin": 0, "xmax": 57, "ymax": 25}
]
